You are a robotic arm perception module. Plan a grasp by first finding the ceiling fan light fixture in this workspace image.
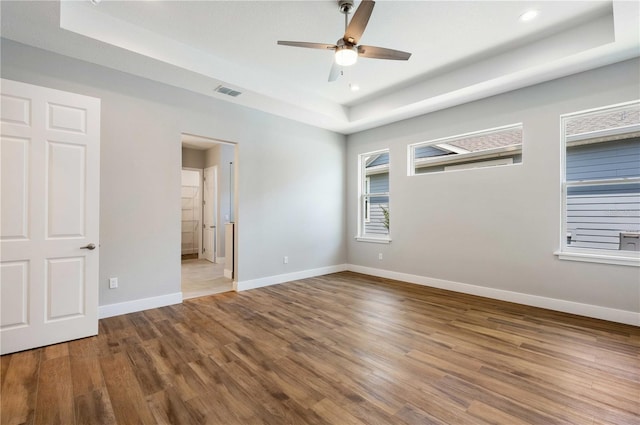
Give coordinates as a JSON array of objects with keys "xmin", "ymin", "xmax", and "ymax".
[{"xmin": 335, "ymin": 45, "xmax": 358, "ymax": 66}]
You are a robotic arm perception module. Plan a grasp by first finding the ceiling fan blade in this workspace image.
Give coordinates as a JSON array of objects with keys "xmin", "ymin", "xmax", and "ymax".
[
  {"xmin": 358, "ymin": 45, "xmax": 411, "ymax": 60},
  {"xmin": 344, "ymin": 0, "xmax": 375, "ymax": 45},
  {"xmin": 277, "ymin": 41, "xmax": 337, "ymax": 50},
  {"xmin": 328, "ymin": 61, "xmax": 341, "ymax": 82}
]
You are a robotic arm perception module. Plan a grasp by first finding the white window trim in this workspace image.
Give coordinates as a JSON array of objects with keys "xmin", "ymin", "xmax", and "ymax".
[
  {"xmin": 414, "ymin": 145, "xmax": 521, "ymax": 169},
  {"xmin": 566, "ymin": 124, "xmax": 640, "ymax": 146},
  {"xmin": 355, "ymin": 235, "xmax": 392, "ymax": 244},
  {"xmin": 557, "ymin": 100, "xmax": 640, "ymax": 267},
  {"xmin": 408, "ymin": 123, "xmax": 523, "ymax": 176},
  {"xmin": 444, "ymin": 157, "xmax": 514, "ymax": 171},
  {"xmin": 364, "ymin": 177, "xmax": 371, "ymax": 223},
  {"xmin": 357, "ymin": 149, "xmax": 391, "ymax": 243},
  {"xmin": 554, "ymin": 249, "xmax": 639, "ymax": 267}
]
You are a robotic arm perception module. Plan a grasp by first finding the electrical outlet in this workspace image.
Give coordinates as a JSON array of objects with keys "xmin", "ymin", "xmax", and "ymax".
[
  {"xmin": 378, "ymin": 253, "xmax": 383, "ymax": 260},
  {"xmin": 109, "ymin": 277, "xmax": 118, "ymax": 289},
  {"xmin": 283, "ymin": 256, "xmax": 288, "ymax": 264}
]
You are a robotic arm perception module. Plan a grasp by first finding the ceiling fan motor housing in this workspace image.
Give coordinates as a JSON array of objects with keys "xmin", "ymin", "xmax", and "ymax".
[{"xmin": 338, "ymin": 0, "xmax": 354, "ymax": 14}]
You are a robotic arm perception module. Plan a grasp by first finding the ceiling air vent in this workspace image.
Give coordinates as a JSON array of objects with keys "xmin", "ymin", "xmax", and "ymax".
[{"xmin": 213, "ymin": 85, "xmax": 242, "ymax": 97}]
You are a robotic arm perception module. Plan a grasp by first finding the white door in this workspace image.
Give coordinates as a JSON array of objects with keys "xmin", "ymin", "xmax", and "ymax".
[
  {"xmin": 202, "ymin": 166, "xmax": 217, "ymax": 263},
  {"xmin": 1, "ymin": 79, "xmax": 100, "ymax": 355}
]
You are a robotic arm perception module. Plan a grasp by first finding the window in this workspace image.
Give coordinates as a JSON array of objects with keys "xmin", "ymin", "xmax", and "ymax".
[
  {"xmin": 558, "ymin": 100, "xmax": 640, "ymax": 266},
  {"xmin": 357, "ymin": 150, "xmax": 390, "ymax": 243},
  {"xmin": 408, "ymin": 124, "xmax": 523, "ymax": 175}
]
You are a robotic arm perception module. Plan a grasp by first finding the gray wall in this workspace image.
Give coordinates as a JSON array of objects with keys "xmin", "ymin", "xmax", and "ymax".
[
  {"xmin": 1, "ymin": 39, "xmax": 346, "ymax": 306},
  {"xmin": 347, "ymin": 58, "xmax": 640, "ymax": 314},
  {"xmin": 3, "ymin": 37, "xmax": 637, "ymax": 318},
  {"xmin": 182, "ymin": 147, "xmax": 205, "ymax": 169}
]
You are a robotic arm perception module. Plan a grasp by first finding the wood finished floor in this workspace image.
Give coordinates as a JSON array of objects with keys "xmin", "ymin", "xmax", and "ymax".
[{"xmin": 1, "ymin": 271, "xmax": 639, "ymax": 425}]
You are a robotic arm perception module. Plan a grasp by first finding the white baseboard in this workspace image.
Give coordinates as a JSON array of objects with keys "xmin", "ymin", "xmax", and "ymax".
[
  {"xmin": 347, "ymin": 264, "xmax": 639, "ymax": 326},
  {"xmin": 236, "ymin": 264, "xmax": 348, "ymax": 291},
  {"xmin": 96, "ymin": 266, "xmax": 638, "ymax": 326},
  {"xmin": 99, "ymin": 292, "xmax": 183, "ymax": 319}
]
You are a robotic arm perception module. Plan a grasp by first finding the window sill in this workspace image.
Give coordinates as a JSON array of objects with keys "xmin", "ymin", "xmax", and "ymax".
[
  {"xmin": 554, "ymin": 250, "xmax": 640, "ymax": 267},
  {"xmin": 355, "ymin": 236, "xmax": 391, "ymax": 244}
]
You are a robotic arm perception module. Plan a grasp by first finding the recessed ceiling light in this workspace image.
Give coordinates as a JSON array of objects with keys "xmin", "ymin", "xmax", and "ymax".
[
  {"xmin": 349, "ymin": 83, "xmax": 360, "ymax": 92},
  {"xmin": 519, "ymin": 10, "xmax": 539, "ymax": 22},
  {"xmin": 89, "ymin": 0, "xmax": 102, "ymax": 4}
]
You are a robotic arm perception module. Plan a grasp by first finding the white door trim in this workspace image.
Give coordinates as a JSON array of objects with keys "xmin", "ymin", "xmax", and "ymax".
[{"xmin": 203, "ymin": 165, "xmax": 218, "ymax": 263}]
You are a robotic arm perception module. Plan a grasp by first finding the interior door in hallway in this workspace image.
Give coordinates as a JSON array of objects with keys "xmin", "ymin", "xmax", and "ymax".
[
  {"xmin": 0, "ymin": 79, "xmax": 100, "ymax": 355},
  {"xmin": 203, "ymin": 166, "xmax": 217, "ymax": 263}
]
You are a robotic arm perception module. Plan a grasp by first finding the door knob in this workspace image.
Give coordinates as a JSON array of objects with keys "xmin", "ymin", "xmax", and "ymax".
[{"xmin": 80, "ymin": 243, "xmax": 96, "ymax": 250}]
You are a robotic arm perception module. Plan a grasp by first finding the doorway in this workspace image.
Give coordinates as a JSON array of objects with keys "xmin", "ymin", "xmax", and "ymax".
[{"xmin": 181, "ymin": 133, "xmax": 235, "ymax": 299}]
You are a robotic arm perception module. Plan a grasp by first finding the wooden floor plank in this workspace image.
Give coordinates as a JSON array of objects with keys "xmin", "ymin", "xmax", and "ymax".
[
  {"xmin": 146, "ymin": 386, "xmax": 204, "ymax": 425},
  {"xmin": 2, "ymin": 271, "xmax": 639, "ymax": 425},
  {"xmin": 1, "ymin": 349, "xmax": 41, "ymax": 425},
  {"xmin": 33, "ymin": 355, "xmax": 74, "ymax": 425},
  {"xmin": 74, "ymin": 389, "xmax": 117, "ymax": 425},
  {"xmin": 99, "ymin": 353, "xmax": 156, "ymax": 425},
  {"xmin": 70, "ymin": 354, "xmax": 106, "ymax": 397}
]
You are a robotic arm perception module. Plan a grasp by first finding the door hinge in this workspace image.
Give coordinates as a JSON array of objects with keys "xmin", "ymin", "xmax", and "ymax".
[{"xmin": 203, "ymin": 247, "xmax": 206, "ymax": 253}]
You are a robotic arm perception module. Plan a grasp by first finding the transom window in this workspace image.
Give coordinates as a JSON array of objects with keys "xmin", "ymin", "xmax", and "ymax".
[
  {"xmin": 408, "ymin": 124, "xmax": 523, "ymax": 175},
  {"xmin": 558, "ymin": 100, "xmax": 640, "ymax": 266}
]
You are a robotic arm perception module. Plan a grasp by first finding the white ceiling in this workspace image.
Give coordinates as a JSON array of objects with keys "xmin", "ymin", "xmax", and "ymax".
[{"xmin": 1, "ymin": 1, "xmax": 639, "ymax": 134}]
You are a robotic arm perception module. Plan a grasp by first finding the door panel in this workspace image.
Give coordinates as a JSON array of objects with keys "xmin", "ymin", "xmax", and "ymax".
[
  {"xmin": 0, "ymin": 136, "xmax": 29, "ymax": 240},
  {"xmin": 0, "ymin": 79, "xmax": 100, "ymax": 355},
  {"xmin": 1, "ymin": 94, "xmax": 30, "ymax": 126},
  {"xmin": 47, "ymin": 103, "xmax": 87, "ymax": 134},
  {"xmin": 0, "ymin": 261, "xmax": 29, "ymax": 329},
  {"xmin": 46, "ymin": 257, "xmax": 85, "ymax": 320},
  {"xmin": 47, "ymin": 141, "xmax": 86, "ymax": 238}
]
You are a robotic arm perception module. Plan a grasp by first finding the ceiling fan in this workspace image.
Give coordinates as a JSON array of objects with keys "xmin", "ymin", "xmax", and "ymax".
[{"xmin": 277, "ymin": 0, "xmax": 411, "ymax": 82}]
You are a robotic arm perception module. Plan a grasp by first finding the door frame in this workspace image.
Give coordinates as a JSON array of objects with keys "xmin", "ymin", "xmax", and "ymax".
[
  {"xmin": 180, "ymin": 133, "xmax": 238, "ymax": 286},
  {"xmin": 203, "ymin": 165, "xmax": 218, "ymax": 263}
]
